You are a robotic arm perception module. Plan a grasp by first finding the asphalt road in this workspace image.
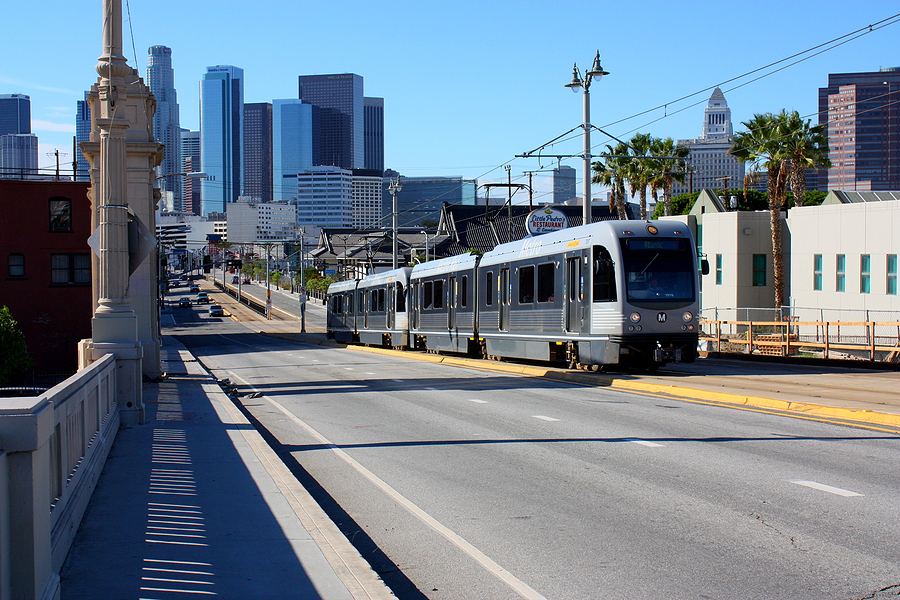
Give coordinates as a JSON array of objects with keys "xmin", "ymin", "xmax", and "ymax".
[{"xmin": 167, "ymin": 310, "xmax": 900, "ymax": 600}]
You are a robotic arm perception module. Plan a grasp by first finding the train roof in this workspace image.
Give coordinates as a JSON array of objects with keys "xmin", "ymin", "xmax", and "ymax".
[
  {"xmin": 410, "ymin": 252, "xmax": 479, "ymax": 280},
  {"xmin": 478, "ymin": 220, "xmax": 693, "ymax": 267},
  {"xmin": 356, "ymin": 266, "xmax": 413, "ymax": 289},
  {"xmin": 327, "ymin": 279, "xmax": 358, "ymax": 293}
]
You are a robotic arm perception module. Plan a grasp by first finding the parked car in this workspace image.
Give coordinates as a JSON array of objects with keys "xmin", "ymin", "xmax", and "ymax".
[
  {"xmin": 178, "ymin": 297, "xmax": 192, "ymax": 308},
  {"xmin": 196, "ymin": 292, "xmax": 210, "ymax": 304},
  {"xmin": 208, "ymin": 304, "xmax": 224, "ymax": 317},
  {"xmin": 189, "ymin": 284, "xmax": 200, "ymax": 293}
]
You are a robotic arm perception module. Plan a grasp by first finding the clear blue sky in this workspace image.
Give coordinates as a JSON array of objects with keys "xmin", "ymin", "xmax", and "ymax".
[{"xmin": 3, "ymin": 1, "xmax": 898, "ymax": 198}]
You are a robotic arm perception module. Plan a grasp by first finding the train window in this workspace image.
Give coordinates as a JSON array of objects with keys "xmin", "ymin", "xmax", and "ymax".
[
  {"xmin": 593, "ymin": 246, "xmax": 617, "ymax": 302},
  {"xmin": 434, "ymin": 279, "xmax": 444, "ymax": 308},
  {"xmin": 537, "ymin": 263, "xmax": 555, "ymax": 302},
  {"xmin": 396, "ymin": 282, "xmax": 406, "ymax": 312},
  {"xmin": 518, "ymin": 266, "xmax": 535, "ymax": 303},
  {"xmin": 347, "ymin": 292, "xmax": 353, "ymax": 314},
  {"xmin": 485, "ymin": 271, "xmax": 494, "ymax": 306},
  {"xmin": 423, "ymin": 281, "xmax": 433, "ymax": 309},
  {"xmin": 372, "ymin": 288, "xmax": 385, "ymax": 312},
  {"xmin": 460, "ymin": 275, "xmax": 468, "ymax": 308}
]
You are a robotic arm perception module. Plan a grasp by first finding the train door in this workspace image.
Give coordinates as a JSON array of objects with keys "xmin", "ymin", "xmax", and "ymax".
[
  {"xmin": 499, "ymin": 268, "xmax": 510, "ymax": 331},
  {"xmin": 363, "ymin": 290, "xmax": 369, "ymax": 329},
  {"xmin": 448, "ymin": 275, "xmax": 457, "ymax": 330},
  {"xmin": 410, "ymin": 281, "xmax": 419, "ymax": 329},
  {"xmin": 566, "ymin": 256, "xmax": 582, "ymax": 332},
  {"xmin": 387, "ymin": 284, "xmax": 395, "ymax": 330}
]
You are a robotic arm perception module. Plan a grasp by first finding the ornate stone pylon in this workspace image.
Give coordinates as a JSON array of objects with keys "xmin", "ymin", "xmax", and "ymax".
[{"xmin": 80, "ymin": 0, "xmax": 163, "ymax": 424}]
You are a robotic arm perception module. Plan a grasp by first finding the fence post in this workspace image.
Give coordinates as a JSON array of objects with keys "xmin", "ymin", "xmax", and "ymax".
[
  {"xmin": 825, "ymin": 322, "xmax": 830, "ymax": 359},
  {"xmin": 870, "ymin": 322, "xmax": 876, "ymax": 361},
  {"xmin": 747, "ymin": 322, "xmax": 753, "ymax": 354}
]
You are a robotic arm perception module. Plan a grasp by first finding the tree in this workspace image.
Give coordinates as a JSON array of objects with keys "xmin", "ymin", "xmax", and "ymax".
[
  {"xmin": 729, "ymin": 111, "xmax": 791, "ymax": 307},
  {"xmin": 625, "ymin": 133, "xmax": 654, "ymax": 220},
  {"xmin": 420, "ymin": 218, "xmax": 438, "ymax": 229},
  {"xmin": 592, "ymin": 142, "xmax": 630, "ymax": 220},
  {"xmin": 781, "ymin": 110, "xmax": 831, "ymax": 207},
  {"xmin": 0, "ymin": 306, "xmax": 32, "ymax": 386},
  {"xmin": 650, "ymin": 136, "xmax": 691, "ymax": 217}
]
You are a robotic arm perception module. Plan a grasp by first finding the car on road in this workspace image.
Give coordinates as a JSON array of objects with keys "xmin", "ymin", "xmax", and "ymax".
[
  {"xmin": 242, "ymin": 278, "xmax": 251, "ymax": 284},
  {"xmin": 231, "ymin": 276, "xmax": 240, "ymax": 284},
  {"xmin": 196, "ymin": 291, "xmax": 210, "ymax": 304},
  {"xmin": 178, "ymin": 297, "xmax": 192, "ymax": 308},
  {"xmin": 189, "ymin": 284, "xmax": 200, "ymax": 293},
  {"xmin": 208, "ymin": 304, "xmax": 224, "ymax": 317}
]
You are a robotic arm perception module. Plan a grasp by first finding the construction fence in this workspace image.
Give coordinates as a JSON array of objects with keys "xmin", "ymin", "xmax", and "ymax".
[{"xmin": 699, "ymin": 307, "xmax": 900, "ymax": 363}]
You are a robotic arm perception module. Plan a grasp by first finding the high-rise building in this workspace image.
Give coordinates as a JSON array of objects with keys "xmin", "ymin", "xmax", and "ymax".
[
  {"xmin": 180, "ymin": 130, "xmax": 201, "ymax": 215},
  {"xmin": 351, "ymin": 169, "xmax": 384, "ymax": 228},
  {"xmin": 381, "ymin": 175, "xmax": 477, "ymax": 228},
  {"xmin": 0, "ymin": 94, "xmax": 30, "ymax": 136},
  {"xmin": 672, "ymin": 87, "xmax": 744, "ymax": 196},
  {"xmin": 0, "ymin": 134, "xmax": 38, "ymax": 178},
  {"xmin": 272, "ymin": 99, "xmax": 313, "ymax": 203},
  {"xmin": 295, "ymin": 166, "xmax": 354, "ymax": 228},
  {"xmin": 818, "ymin": 67, "xmax": 900, "ymax": 191},
  {"xmin": 147, "ymin": 46, "xmax": 183, "ymax": 210},
  {"xmin": 364, "ymin": 97, "xmax": 384, "ymax": 172},
  {"xmin": 200, "ymin": 65, "xmax": 244, "ymax": 215},
  {"xmin": 75, "ymin": 93, "xmax": 92, "ymax": 181},
  {"xmin": 552, "ymin": 165, "xmax": 577, "ymax": 204},
  {"xmin": 0, "ymin": 94, "xmax": 36, "ymax": 179},
  {"xmin": 299, "ymin": 73, "xmax": 364, "ymax": 169},
  {"xmin": 243, "ymin": 102, "xmax": 272, "ymax": 202}
]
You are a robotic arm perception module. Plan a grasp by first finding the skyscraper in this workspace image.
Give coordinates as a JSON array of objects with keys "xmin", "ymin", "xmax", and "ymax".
[
  {"xmin": 0, "ymin": 94, "xmax": 30, "ymax": 136},
  {"xmin": 147, "ymin": 46, "xmax": 183, "ymax": 210},
  {"xmin": 75, "ymin": 93, "xmax": 92, "ymax": 181},
  {"xmin": 0, "ymin": 94, "xmax": 37, "ymax": 179},
  {"xmin": 364, "ymin": 97, "xmax": 384, "ymax": 172},
  {"xmin": 272, "ymin": 99, "xmax": 313, "ymax": 203},
  {"xmin": 180, "ymin": 130, "xmax": 201, "ymax": 215},
  {"xmin": 552, "ymin": 165, "xmax": 577, "ymax": 204},
  {"xmin": 243, "ymin": 102, "xmax": 272, "ymax": 202},
  {"xmin": 299, "ymin": 73, "xmax": 364, "ymax": 169},
  {"xmin": 818, "ymin": 67, "xmax": 900, "ymax": 191},
  {"xmin": 672, "ymin": 87, "xmax": 744, "ymax": 196},
  {"xmin": 200, "ymin": 65, "xmax": 244, "ymax": 215}
]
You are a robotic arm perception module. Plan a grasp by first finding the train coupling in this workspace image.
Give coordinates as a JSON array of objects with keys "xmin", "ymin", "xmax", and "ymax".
[{"xmin": 653, "ymin": 345, "xmax": 682, "ymax": 363}]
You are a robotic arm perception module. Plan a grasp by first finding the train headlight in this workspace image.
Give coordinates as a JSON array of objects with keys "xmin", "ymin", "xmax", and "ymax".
[
  {"xmin": 682, "ymin": 311, "xmax": 693, "ymax": 322},
  {"xmin": 630, "ymin": 312, "xmax": 641, "ymax": 323}
]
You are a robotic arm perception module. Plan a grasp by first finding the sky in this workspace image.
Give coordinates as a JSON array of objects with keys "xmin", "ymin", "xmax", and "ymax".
[{"xmin": 3, "ymin": 1, "xmax": 898, "ymax": 201}]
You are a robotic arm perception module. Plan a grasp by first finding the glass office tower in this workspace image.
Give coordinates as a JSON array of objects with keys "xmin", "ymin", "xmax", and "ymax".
[{"xmin": 200, "ymin": 65, "xmax": 244, "ymax": 215}]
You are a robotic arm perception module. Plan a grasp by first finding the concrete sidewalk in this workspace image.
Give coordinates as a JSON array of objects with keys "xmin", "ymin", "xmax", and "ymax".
[{"xmin": 59, "ymin": 335, "xmax": 395, "ymax": 600}]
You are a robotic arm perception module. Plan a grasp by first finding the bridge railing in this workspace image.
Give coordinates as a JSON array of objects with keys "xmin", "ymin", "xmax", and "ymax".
[
  {"xmin": 0, "ymin": 353, "xmax": 119, "ymax": 600},
  {"xmin": 700, "ymin": 319, "xmax": 900, "ymax": 362}
]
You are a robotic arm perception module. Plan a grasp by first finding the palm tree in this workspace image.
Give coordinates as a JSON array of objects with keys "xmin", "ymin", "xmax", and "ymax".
[
  {"xmin": 781, "ymin": 110, "xmax": 831, "ymax": 206},
  {"xmin": 650, "ymin": 136, "xmax": 691, "ymax": 217},
  {"xmin": 729, "ymin": 111, "xmax": 790, "ymax": 307},
  {"xmin": 592, "ymin": 142, "xmax": 629, "ymax": 220},
  {"xmin": 625, "ymin": 133, "xmax": 653, "ymax": 220}
]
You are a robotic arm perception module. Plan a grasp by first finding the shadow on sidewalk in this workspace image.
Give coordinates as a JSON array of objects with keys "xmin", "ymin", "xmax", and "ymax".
[{"xmin": 60, "ymin": 367, "xmax": 329, "ymax": 598}]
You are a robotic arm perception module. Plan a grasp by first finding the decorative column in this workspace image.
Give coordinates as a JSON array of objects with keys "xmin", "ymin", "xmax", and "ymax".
[{"xmin": 87, "ymin": 0, "xmax": 144, "ymax": 424}]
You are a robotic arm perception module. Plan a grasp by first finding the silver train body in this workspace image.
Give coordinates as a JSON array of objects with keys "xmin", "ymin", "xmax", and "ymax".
[{"xmin": 327, "ymin": 220, "xmax": 702, "ymax": 370}]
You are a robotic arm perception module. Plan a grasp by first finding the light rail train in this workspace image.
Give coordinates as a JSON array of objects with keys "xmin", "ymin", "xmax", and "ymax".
[{"xmin": 326, "ymin": 220, "xmax": 706, "ymax": 371}]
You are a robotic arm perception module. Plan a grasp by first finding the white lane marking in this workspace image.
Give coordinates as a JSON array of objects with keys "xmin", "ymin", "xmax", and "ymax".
[
  {"xmin": 366, "ymin": 372, "xmax": 377, "ymax": 375},
  {"xmin": 424, "ymin": 387, "xmax": 439, "ymax": 391},
  {"xmin": 532, "ymin": 415, "xmax": 560, "ymax": 422},
  {"xmin": 468, "ymin": 399, "xmax": 488, "ymax": 404},
  {"xmin": 790, "ymin": 480, "xmax": 863, "ymax": 497},
  {"xmin": 344, "ymin": 368, "xmax": 354, "ymax": 371},
  {"xmin": 625, "ymin": 439, "xmax": 664, "ymax": 447},
  {"xmin": 244, "ymin": 381, "xmax": 546, "ymax": 600},
  {"xmin": 392, "ymin": 379, "xmax": 404, "ymax": 382}
]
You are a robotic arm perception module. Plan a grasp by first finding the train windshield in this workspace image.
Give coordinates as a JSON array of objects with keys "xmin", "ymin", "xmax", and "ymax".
[{"xmin": 621, "ymin": 238, "xmax": 695, "ymax": 303}]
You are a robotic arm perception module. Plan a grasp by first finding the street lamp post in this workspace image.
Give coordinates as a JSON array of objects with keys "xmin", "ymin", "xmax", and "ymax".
[
  {"xmin": 565, "ymin": 51, "xmax": 609, "ymax": 226},
  {"xmin": 388, "ymin": 178, "xmax": 403, "ymax": 269}
]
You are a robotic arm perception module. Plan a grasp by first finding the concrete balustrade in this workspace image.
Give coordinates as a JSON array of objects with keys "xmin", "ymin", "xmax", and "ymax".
[{"xmin": 0, "ymin": 354, "xmax": 119, "ymax": 600}]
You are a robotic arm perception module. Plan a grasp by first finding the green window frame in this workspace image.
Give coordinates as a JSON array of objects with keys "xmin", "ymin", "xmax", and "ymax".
[
  {"xmin": 860, "ymin": 255, "xmax": 871, "ymax": 294},
  {"xmin": 813, "ymin": 254, "xmax": 823, "ymax": 291},
  {"xmin": 888, "ymin": 254, "xmax": 898, "ymax": 296},
  {"xmin": 715, "ymin": 254, "xmax": 723, "ymax": 285},
  {"xmin": 836, "ymin": 254, "xmax": 846, "ymax": 292},
  {"xmin": 752, "ymin": 254, "xmax": 766, "ymax": 287}
]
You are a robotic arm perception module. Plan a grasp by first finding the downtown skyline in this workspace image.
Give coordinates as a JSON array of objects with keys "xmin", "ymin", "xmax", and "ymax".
[{"xmin": 2, "ymin": 2, "xmax": 898, "ymax": 196}]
